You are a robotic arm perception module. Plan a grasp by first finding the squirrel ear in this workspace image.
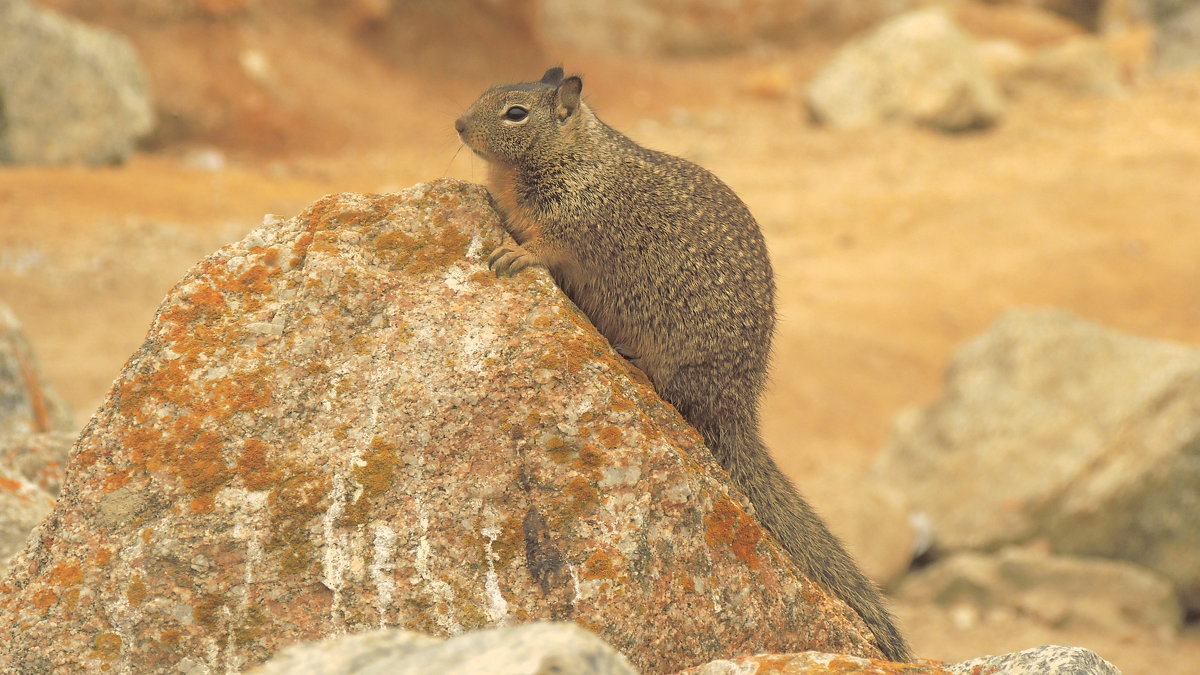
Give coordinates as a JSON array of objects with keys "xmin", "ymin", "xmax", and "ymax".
[
  {"xmin": 540, "ymin": 67, "xmax": 564, "ymax": 85},
  {"xmin": 556, "ymin": 76, "xmax": 582, "ymax": 119}
]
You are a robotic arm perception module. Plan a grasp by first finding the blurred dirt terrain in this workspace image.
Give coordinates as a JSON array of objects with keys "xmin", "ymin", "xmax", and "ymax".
[{"xmin": 1, "ymin": 1, "xmax": 1198, "ymax": 672}]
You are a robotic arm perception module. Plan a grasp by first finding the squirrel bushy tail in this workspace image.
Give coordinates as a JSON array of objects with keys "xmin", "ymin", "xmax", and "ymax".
[{"xmin": 696, "ymin": 419, "xmax": 913, "ymax": 663}]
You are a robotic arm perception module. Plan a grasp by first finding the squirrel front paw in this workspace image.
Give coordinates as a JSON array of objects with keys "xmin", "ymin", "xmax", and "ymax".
[{"xmin": 488, "ymin": 244, "xmax": 544, "ymax": 276}]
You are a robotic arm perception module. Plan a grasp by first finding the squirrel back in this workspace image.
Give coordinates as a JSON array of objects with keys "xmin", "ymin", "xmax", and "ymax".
[{"xmin": 455, "ymin": 67, "xmax": 911, "ymax": 663}]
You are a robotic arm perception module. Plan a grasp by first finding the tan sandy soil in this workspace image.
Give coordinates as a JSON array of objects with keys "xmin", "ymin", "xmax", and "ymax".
[{"xmin": 2, "ymin": 5, "xmax": 1198, "ymax": 672}]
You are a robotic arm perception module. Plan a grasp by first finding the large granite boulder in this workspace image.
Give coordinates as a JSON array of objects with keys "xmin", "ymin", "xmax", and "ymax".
[
  {"xmin": 0, "ymin": 0, "xmax": 154, "ymax": 164},
  {"xmin": 874, "ymin": 309, "xmax": 1200, "ymax": 611},
  {"xmin": 0, "ymin": 179, "xmax": 881, "ymax": 673}
]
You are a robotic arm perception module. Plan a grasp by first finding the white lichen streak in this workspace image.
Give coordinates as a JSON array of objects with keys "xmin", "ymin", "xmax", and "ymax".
[
  {"xmin": 321, "ymin": 469, "xmax": 350, "ymax": 631},
  {"xmin": 568, "ymin": 563, "xmax": 582, "ymax": 606},
  {"xmin": 465, "ymin": 234, "xmax": 483, "ymax": 261},
  {"xmin": 226, "ymin": 489, "xmax": 268, "ymax": 588},
  {"xmin": 443, "ymin": 265, "xmax": 472, "ymax": 294},
  {"xmin": 480, "ymin": 524, "xmax": 509, "ymax": 623},
  {"xmin": 412, "ymin": 498, "xmax": 463, "ymax": 634},
  {"xmin": 222, "ymin": 604, "xmax": 239, "ymax": 674},
  {"xmin": 455, "ymin": 314, "xmax": 497, "ymax": 373},
  {"xmin": 700, "ymin": 660, "xmax": 758, "ymax": 675},
  {"xmin": 371, "ymin": 523, "xmax": 398, "ymax": 628}
]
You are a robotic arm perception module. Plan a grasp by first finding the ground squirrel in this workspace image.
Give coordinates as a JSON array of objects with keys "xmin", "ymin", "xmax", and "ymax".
[{"xmin": 455, "ymin": 67, "xmax": 912, "ymax": 662}]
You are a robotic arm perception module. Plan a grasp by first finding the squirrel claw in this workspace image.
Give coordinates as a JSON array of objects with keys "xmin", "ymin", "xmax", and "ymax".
[
  {"xmin": 488, "ymin": 244, "xmax": 542, "ymax": 276},
  {"xmin": 613, "ymin": 343, "xmax": 640, "ymax": 363}
]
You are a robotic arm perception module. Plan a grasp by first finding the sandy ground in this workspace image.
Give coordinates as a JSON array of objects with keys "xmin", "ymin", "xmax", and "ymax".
[{"xmin": 2, "ymin": 6, "xmax": 1199, "ymax": 672}]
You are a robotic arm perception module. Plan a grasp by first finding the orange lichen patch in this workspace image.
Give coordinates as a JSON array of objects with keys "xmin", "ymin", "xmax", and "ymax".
[
  {"xmin": 260, "ymin": 247, "xmax": 281, "ymax": 267},
  {"xmin": 93, "ymin": 548, "xmax": 113, "ymax": 565},
  {"xmin": 160, "ymin": 629, "xmax": 181, "ymax": 646},
  {"xmin": 581, "ymin": 551, "xmax": 616, "ymax": 580},
  {"xmin": 357, "ymin": 436, "xmax": 400, "ymax": 496},
  {"xmin": 596, "ymin": 426, "xmax": 623, "ymax": 448},
  {"xmin": 189, "ymin": 495, "xmax": 216, "ymax": 514},
  {"xmin": 373, "ymin": 224, "xmax": 474, "ymax": 277},
  {"xmin": 237, "ymin": 438, "xmax": 279, "ymax": 491},
  {"xmin": 266, "ymin": 467, "xmax": 330, "ymax": 575},
  {"xmin": 48, "ymin": 562, "xmax": 84, "ymax": 587},
  {"xmin": 92, "ymin": 632, "xmax": 122, "ymax": 661},
  {"xmin": 488, "ymin": 515, "xmax": 524, "ymax": 571},
  {"xmin": 142, "ymin": 528, "xmax": 154, "ymax": 545},
  {"xmin": 609, "ymin": 392, "xmax": 635, "ymax": 413},
  {"xmin": 31, "ymin": 588, "xmax": 57, "ymax": 608},
  {"xmin": 544, "ymin": 436, "xmax": 572, "ymax": 463},
  {"xmin": 0, "ymin": 475, "xmax": 22, "ymax": 493},
  {"xmin": 176, "ymin": 431, "xmax": 234, "ymax": 497},
  {"xmin": 678, "ymin": 573, "xmax": 696, "ymax": 593},
  {"xmin": 562, "ymin": 476, "xmax": 599, "ymax": 518},
  {"xmin": 341, "ymin": 436, "xmax": 401, "ymax": 525},
  {"xmin": 373, "ymin": 230, "xmax": 417, "ymax": 252},
  {"xmin": 704, "ymin": 496, "xmax": 762, "ymax": 569},
  {"xmin": 62, "ymin": 586, "xmax": 81, "ymax": 609},
  {"xmin": 234, "ymin": 604, "xmax": 268, "ymax": 646},
  {"xmin": 468, "ymin": 269, "xmax": 497, "ymax": 286},
  {"xmin": 577, "ymin": 444, "xmax": 607, "ymax": 469},
  {"xmin": 292, "ymin": 232, "xmax": 314, "ymax": 259},
  {"xmin": 102, "ymin": 468, "xmax": 132, "ymax": 493},
  {"xmin": 193, "ymin": 593, "xmax": 228, "ymax": 629},
  {"xmin": 127, "ymin": 577, "xmax": 147, "ymax": 606},
  {"xmin": 75, "ymin": 442, "xmax": 100, "ymax": 469},
  {"xmin": 187, "ymin": 285, "xmax": 226, "ymax": 312}
]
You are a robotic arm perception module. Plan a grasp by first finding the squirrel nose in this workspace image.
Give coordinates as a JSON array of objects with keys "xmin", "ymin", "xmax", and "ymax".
[{"xmin": 454, "ymin": 118, "xmax": 466, "ymax": 134}]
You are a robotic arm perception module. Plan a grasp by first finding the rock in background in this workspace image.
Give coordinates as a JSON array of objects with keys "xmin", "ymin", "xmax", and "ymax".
[
  {"xmin": 0, "ymin": 465, "xmax": 54, "ymax": 573},
  {"xmin": 0, "ymin": 431, "xmax": 75, "ymax": 498},
  {"xmin": 0, "ymin": 0, "xmax": 154, "ymax": 164},
  {"xmin": 536, "ymin": 0, "xmax": 923, "ymax": 55},
  {"xmin": 896, "ymin": 547, "xmax": 1182, "ymax": 641},
  {"xmin": 805, "ymin": 9, "xmax": 1006, "ymax": 132},
  {"xmin": 874, "ymin": 308, "xmax": 1200, "ymax": 612},
  {"xmin": 0, "ymin": 304, "xmax": 74, "ymax": 437},
  {"xmin": 0, "ymin": 179, "xmax": 881, "ymax": 674},
  {"xmin": 944, "ymin": 645, "xmax": 1121, "ymax": 675},
  {"xmin": 1154, "ymin": 0, "xmax": 1200, "ymax": 71}
]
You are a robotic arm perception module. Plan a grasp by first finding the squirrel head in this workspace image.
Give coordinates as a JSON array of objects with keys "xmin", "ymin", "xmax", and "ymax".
[{"xmin": 455, "ymin": 67, "xmax": 586, "ymax": 167}]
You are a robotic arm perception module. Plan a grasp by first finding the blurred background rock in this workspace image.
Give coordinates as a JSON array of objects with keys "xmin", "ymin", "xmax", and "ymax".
[{"xmin": 1, "ymin": 1, "xmax": 1198, "ymax": 672}]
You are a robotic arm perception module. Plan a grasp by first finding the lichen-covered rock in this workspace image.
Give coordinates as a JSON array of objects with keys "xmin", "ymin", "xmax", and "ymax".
[
  {"xmin": 0, "ymin": 0, "xmax": 155, "ymax": 164},
  {"xmin": 874, "ymin": 309, "xmax": 1200, "ymax": 611},
  {"xmin": 0, "ymin": 431, "xmax": 75, "ymax": 497},
  {"xmin": 944, "ymin": 645, "xmax": 1121, "ymax": 675},
  {"xmin": 895, "ymin": 548, "xmax": 1182, "ymax": 641},
  {"xmin": 0, "ymin": 304, "xmax": 74, "ymax": 436},
  {"xmin": 680, "ymin": 651, "xmax": 950, "ymax": 674},
  {"xmin": 806, "ymin": 9, "xmax": 1005, "ymax": 132},
  {"xmin": 0, "ymin": 179, "xmax": 879, "ymax": 674},
  {"xmin": 0, "ymin": 465, "xmax": 54, "ymax": 573},
  {"xmin": 247, "ymin": 621, "xmax": 636, "ymax": 675}
]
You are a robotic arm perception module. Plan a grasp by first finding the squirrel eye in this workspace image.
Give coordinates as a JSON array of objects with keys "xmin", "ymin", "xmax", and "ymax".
[{"xmin": 503, "ymin": 106, "xmax": 529, "ymax": 122}]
